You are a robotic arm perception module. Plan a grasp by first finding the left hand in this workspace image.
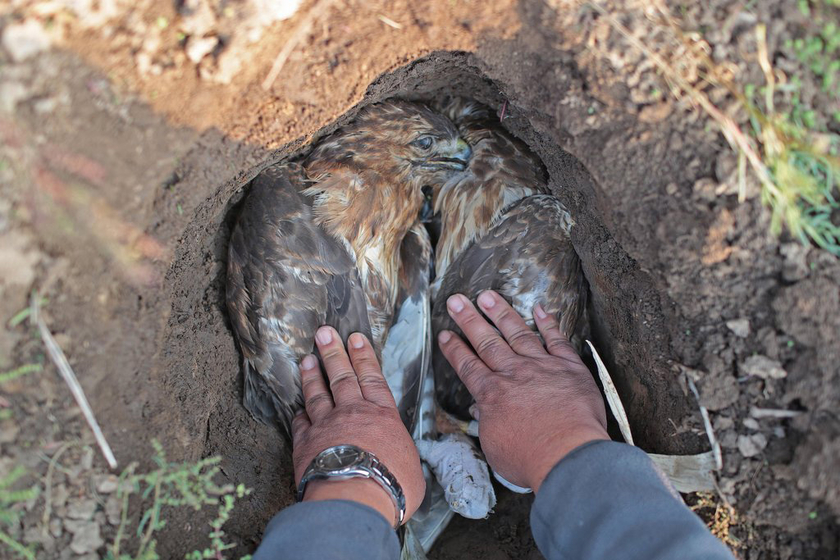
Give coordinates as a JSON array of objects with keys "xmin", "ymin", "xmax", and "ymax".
[{"xmin": 292, "ymin": 326, "xmax": 426, "ymax": 526}]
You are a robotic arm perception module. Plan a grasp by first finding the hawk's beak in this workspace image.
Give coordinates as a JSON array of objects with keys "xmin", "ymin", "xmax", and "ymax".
[{"xmin": 426, "ymin": 138, "xmax": 472, "ymax": 171}]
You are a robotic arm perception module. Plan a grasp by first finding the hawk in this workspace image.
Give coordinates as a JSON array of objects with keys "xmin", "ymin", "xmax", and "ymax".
[
  {"xmin": 429, "ymin": 98, "xmax": 588, "ymax": 419},
  {"xmin": 226, "ymin": 100, "xmax": 471, "ymax": 434}
]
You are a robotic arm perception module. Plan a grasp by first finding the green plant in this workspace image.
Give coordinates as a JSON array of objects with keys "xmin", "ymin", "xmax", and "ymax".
[
  {"xmin": 788, "ymin": 21, "xmax": 840, "ymax": 94},
  {"xmin": 0, "ymin": 467, "xmax": 40, "ymax": 560},
  {"xmin": 106, "ymin": 440, "xmax": 251, "ymax": 560},
  {"xmin": 0, "ymin": 364, "xmax": 42, "ymax": 385},
  {"xmin": 743, "ymin": 28, "xmax": 840, "ymax": 255}
]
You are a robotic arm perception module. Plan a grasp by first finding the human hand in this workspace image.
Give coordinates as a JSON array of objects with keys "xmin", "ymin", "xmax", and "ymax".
[
  {"xmin": 437, "ymin": 290, "xmax": 609, "ymax": 492},
  {"xmin": 291, "ymin": 326, "xmax": 425, "ymax": 526}
]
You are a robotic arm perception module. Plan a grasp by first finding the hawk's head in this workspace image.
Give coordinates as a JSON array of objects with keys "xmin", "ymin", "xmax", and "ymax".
[{"xmin": 307, "ymin": 100, "xmax": 472, "ymax": 182}]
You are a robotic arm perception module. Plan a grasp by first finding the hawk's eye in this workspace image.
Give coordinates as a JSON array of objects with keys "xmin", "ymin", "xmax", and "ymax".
[{"xmin": 411, "ymin": 136, "xmax": 434, "ymax": 151}]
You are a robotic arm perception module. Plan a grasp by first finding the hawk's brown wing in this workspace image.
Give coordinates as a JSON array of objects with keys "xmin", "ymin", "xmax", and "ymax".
[
  {"xmin": 226, "ymin": 163, "xmax": 371, "ymax": 434},
  {"xmin": 431, "ymin": 195, "xmax": 587, "ymax": 418}
]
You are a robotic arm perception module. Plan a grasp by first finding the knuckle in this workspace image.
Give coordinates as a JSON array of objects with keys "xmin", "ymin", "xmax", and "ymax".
[
  {"xmin": 475, "ymin": 336, "xmax": 501, "ymax": 356},
  {"xmin": 304, "ymin": 393, "xmax": 331, "ymax": 409},
  {"xmin": 507, "ymin": 328, "xmax": 537, "ymax": 347},
  {"xmin": 329, "ymin": 370, "xmax": 356, "ymax": 387}
]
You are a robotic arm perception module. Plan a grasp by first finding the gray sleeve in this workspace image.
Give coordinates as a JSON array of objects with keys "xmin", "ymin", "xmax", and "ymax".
[
  {"xmin": 253, "ymin": 499, "xmax": 400, "ymax": 560},
  {"xmin": 531, "ymin": 440, "xmax": 734, "ymax": 560}
]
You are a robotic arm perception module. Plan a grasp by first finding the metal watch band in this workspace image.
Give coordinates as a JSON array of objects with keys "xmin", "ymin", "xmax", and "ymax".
[{"xmin": 296, "ymin": 445, "xmax": 406, "ymax": 528}]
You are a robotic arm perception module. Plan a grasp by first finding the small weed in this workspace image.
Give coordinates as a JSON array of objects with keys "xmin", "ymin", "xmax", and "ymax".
[
  {"xmin": 7, "ymin": 298, "xmax": 48, "ymax": 328},
  {"xmin": 106, "ymin": 440, "xmax": 251, "ymax": 560},
  {"xmin": 787, "ymin": 21, "xmax": 840, "ymax": 94},
  {"xmin": 0, "ymin": 467, "xmax": 41, "ymax": 560},
  {"xmin": 0, "ymin": 364, "xmax": 41, "ymax": 385}
]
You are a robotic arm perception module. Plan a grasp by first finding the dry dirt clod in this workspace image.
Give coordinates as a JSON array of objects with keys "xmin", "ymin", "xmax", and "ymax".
[
  {"xmin": 780, "ymin": 243, "xmax": 810, "ymax": 282},
  {"xmin": 94, "ymin": 473, "xmax": 119, "ymax": 494},
  {"xmin": 740, "ymin": 354, "xmax": 787, "ymax": 380},
  {"xmin": 0, "ymin": 81, "xmax": 29, "ymax": 113},
  {"xmin": 738, "ymin": 433, "xmax": 768, "ymax": 458},
  {"xmin": 66, "ymin": 497, "xmax": 97, "ymax": 520},
  {"xmin": 726, "ymin": 318, "xmax": 751, "ymax": 338},
  {"xmin": 2, "ymin": 20, "xmax": 52, "ymax": 63},
  {"xmin": 186, "ymin": 35, "xmax": 219, "ymax": 64},
  {"xmin": 64, "ymin": 519, "xmax": 103, "ymax": 554},
  {"xmin": 698, "ymin": 373, "xmax": 740, "ymax": 411}
]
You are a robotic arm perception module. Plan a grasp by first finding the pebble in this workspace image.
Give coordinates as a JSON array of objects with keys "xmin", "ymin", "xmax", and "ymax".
[
  {"xmin": 66, "ymin": 498, "xmax": 97, "ymax": 520},
  {"xmin": 94, "ymin": 473, "xmax": 119, "ymax": 494},
  {"xmin": 186, "ymin": 35, "xmax": 218, "ymax": 63},
  {"xmin": 737, "ymin": 433, "xmax": 768, "ymax": 458},
  {"xmin": 725, "ymin": 318, "xmax": 750, "ymax": 338},
  {"xmin": 64, "ymin": 520, "xmax": 103, "ymax": 554},
  {"xmin": 0, "ymin": 81, "xmax": 28, "ymax": 113},
  {"xmin": 105, "ymin": 493, "xmax": 121, "ymax": 525},
  {"xmin": 2, "ymin": 20, "xmax": 51, "ymax": 63},
  {"xmin": 743, "ymin": 418, "xmax": 760, "ymax": 431},
  {"xmin": 49, "ymin": 517, "xmax": 63, "ymax": 538},
  {"xmin": 740, "ymin": 354, "xmax": 787, "ymax": 380},
  {"xmin": 780, "ymin": 243, "xmax": 810, "ymax": 282}
]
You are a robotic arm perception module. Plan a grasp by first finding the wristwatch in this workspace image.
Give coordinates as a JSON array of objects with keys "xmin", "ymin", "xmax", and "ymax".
[{"xmin": 296, "ymin": 444, "xmax": 406, "ymax": 528}]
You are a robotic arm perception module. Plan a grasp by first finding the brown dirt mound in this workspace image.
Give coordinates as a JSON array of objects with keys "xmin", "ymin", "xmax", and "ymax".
[{"xmin": 2, "ymin": 0, "xmax": 838, "ymax": 558}]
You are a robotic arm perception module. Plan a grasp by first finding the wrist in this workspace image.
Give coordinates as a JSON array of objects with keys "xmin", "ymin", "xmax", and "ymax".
[
  {"xmin": 303, "ymin": 478, "xmax": 399, "ymax": 527},
  {"xmin": 526, "ymin": 424, "xmax": 609, "ymax": 492}
]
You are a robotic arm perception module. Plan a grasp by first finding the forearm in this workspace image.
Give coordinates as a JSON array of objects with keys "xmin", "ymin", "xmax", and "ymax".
[
  {"xmin": 253, "ymin": 500, "xmax": 400, "ymax": 560},
  {"xmin": 531, "ymin": 441, "xmax": 734, "ymax": 560}
]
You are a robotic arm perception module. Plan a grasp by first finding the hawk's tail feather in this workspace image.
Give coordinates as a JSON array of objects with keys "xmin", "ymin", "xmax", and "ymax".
[{"xmin": 242, "ymin": 359, "xmax": 298, "ymax": 439}]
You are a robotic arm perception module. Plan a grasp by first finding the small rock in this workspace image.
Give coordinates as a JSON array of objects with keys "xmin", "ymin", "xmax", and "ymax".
[
  {"xmin": 698, "ymin": 374, "xmax": 739, "ymax": 411},
  {"xmin": 33, "ymin": 96, "xmax": 58, "ymax": 114},
  {"xmin": 79, "ymin": 447, "xmax": 94, "ymax": 471},
  {"xmin": 714, "ymin": 415, "xmax": 734, "ymax": 431},
  {"xmin": 692, "ymin": 177, "xmax": 718, "ymax": 201},
  {"xmin": 0, "ymin": 81, "xmax": 28, "ymax": 113},
  {"xmin": 94, "ymin": 474, "xmax": 119, "ymax": 494},
  {"xmin": 64, "ymin": 520, "xmax": 103, "ymax": 554},
  {"xmin": 51, "ymin": 484, "xmax": 68, "ymax": 512},
  {"xmin": 76, "ymin": 554, "xmax": 100, "ymax": 560},
  {"xmin": 49, "ymin": 517, "xmax": 62, "ymax": 538},
  {"xmin": 2, "ymin": 20, "xmax": 51, "ymax": 62},
  {"xmin": 105, "ymin": 494, "xmax": 121, "ymax": 525},
  {"xmin": 740, "ymin": 355, "xmax": 787, "ymax": 379},
  {"xmin": 186, "ymin": 35, "xmax": 218, "ymax": 63},
  {"xmin": 780, "ymin": 243, "xmax": 809, "ymax": 282},
  {"xmin": 743, "ymin": 418, "xmax": 760, "ymax": 431},
  {"xmin": 725, "ymin": 318, "xmax": 750, "ymax": 338},
  {"xmin": 66, "ymin": 498, "xmax": 97, "ymax": 520},
  {"xmin": 738, "ymin": 433, "xmax": 768, "ymax": 458}
]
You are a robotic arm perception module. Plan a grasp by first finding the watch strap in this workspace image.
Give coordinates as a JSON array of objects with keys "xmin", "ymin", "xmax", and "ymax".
[{"xmin": 296, "ymin": 446, "xmax": 406, "ymax": 528}]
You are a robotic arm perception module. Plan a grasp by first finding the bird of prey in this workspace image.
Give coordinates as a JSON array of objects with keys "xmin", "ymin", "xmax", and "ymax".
[
  {"xmin": 429, "ymin": 98, "xmax": 588, "ymax": 420},
  {"xmin": 226, "ymin": 100, "xmax": 471, "ymax": 434}
]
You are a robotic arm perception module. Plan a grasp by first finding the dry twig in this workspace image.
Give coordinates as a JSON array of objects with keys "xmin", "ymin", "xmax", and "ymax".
[
  {"xmin": 262, "ymin": 0, "xmax": 337, "ymax": 91},
  {"xmin": 32, "ymin": 294, "xmax": 117, "ymax": 469}
]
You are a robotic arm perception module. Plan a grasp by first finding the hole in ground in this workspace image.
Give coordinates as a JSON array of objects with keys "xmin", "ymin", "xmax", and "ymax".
[{"xmin": 149, "ymin": 51, "xmax": 706, "ymax": 557}]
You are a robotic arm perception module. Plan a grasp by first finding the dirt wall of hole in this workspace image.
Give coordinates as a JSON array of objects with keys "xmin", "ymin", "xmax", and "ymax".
[{"xmin": 146, "ymin": 51, "xmax": 705, "ymax": 555}]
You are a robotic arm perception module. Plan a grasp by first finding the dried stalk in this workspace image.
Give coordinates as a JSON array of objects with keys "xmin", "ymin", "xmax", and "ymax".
[
  {"xmin": 32, "ymin": 294, "xmax": 117, "ymax": 469},
  {"xmin": 262, "ymin": 0, "xmax": 337, "ymax": 90}
]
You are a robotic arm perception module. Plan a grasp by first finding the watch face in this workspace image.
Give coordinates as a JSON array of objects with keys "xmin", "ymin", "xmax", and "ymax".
[{"xmin": 316, "ymin": 445, "xmax": 363, "ymax": 471}]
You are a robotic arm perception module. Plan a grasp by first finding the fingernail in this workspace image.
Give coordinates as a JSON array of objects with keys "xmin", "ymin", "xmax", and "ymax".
[
  {"xmin": 447, "ymin": 295, "xmax": 465, "ymax": 314},
  {"xmin": 316, "ymin": 327, "xmax": 332, "ymax": 345},
  {"xmin": 534, "ymin": 304, "xmax": 547, "ymax": 319},
  {"xmin": 438, "ymin": 330, "xmax": 452, "ymax": 344},
  {"xmin": 478, "ymin": 291, "xmax": 495, "ymax": 309},
  {"xmin": 301, "ymin": 355, "xmax": 318, "ymax": 370},
  {"xmin": 349, "ymin": 333, "xmax": 365, "ymax": 349}
]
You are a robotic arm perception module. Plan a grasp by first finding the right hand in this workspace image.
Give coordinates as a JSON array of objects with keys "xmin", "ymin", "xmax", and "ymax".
[{"xmin": 437, "ymin": 290, "xmax": 609, "ymax": 492}]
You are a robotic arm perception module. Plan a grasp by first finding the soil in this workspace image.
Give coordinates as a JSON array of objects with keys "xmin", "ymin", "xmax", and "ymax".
[{"xmin": 1, "ymin": 1, "xmax": 839, "ymax": 559}]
